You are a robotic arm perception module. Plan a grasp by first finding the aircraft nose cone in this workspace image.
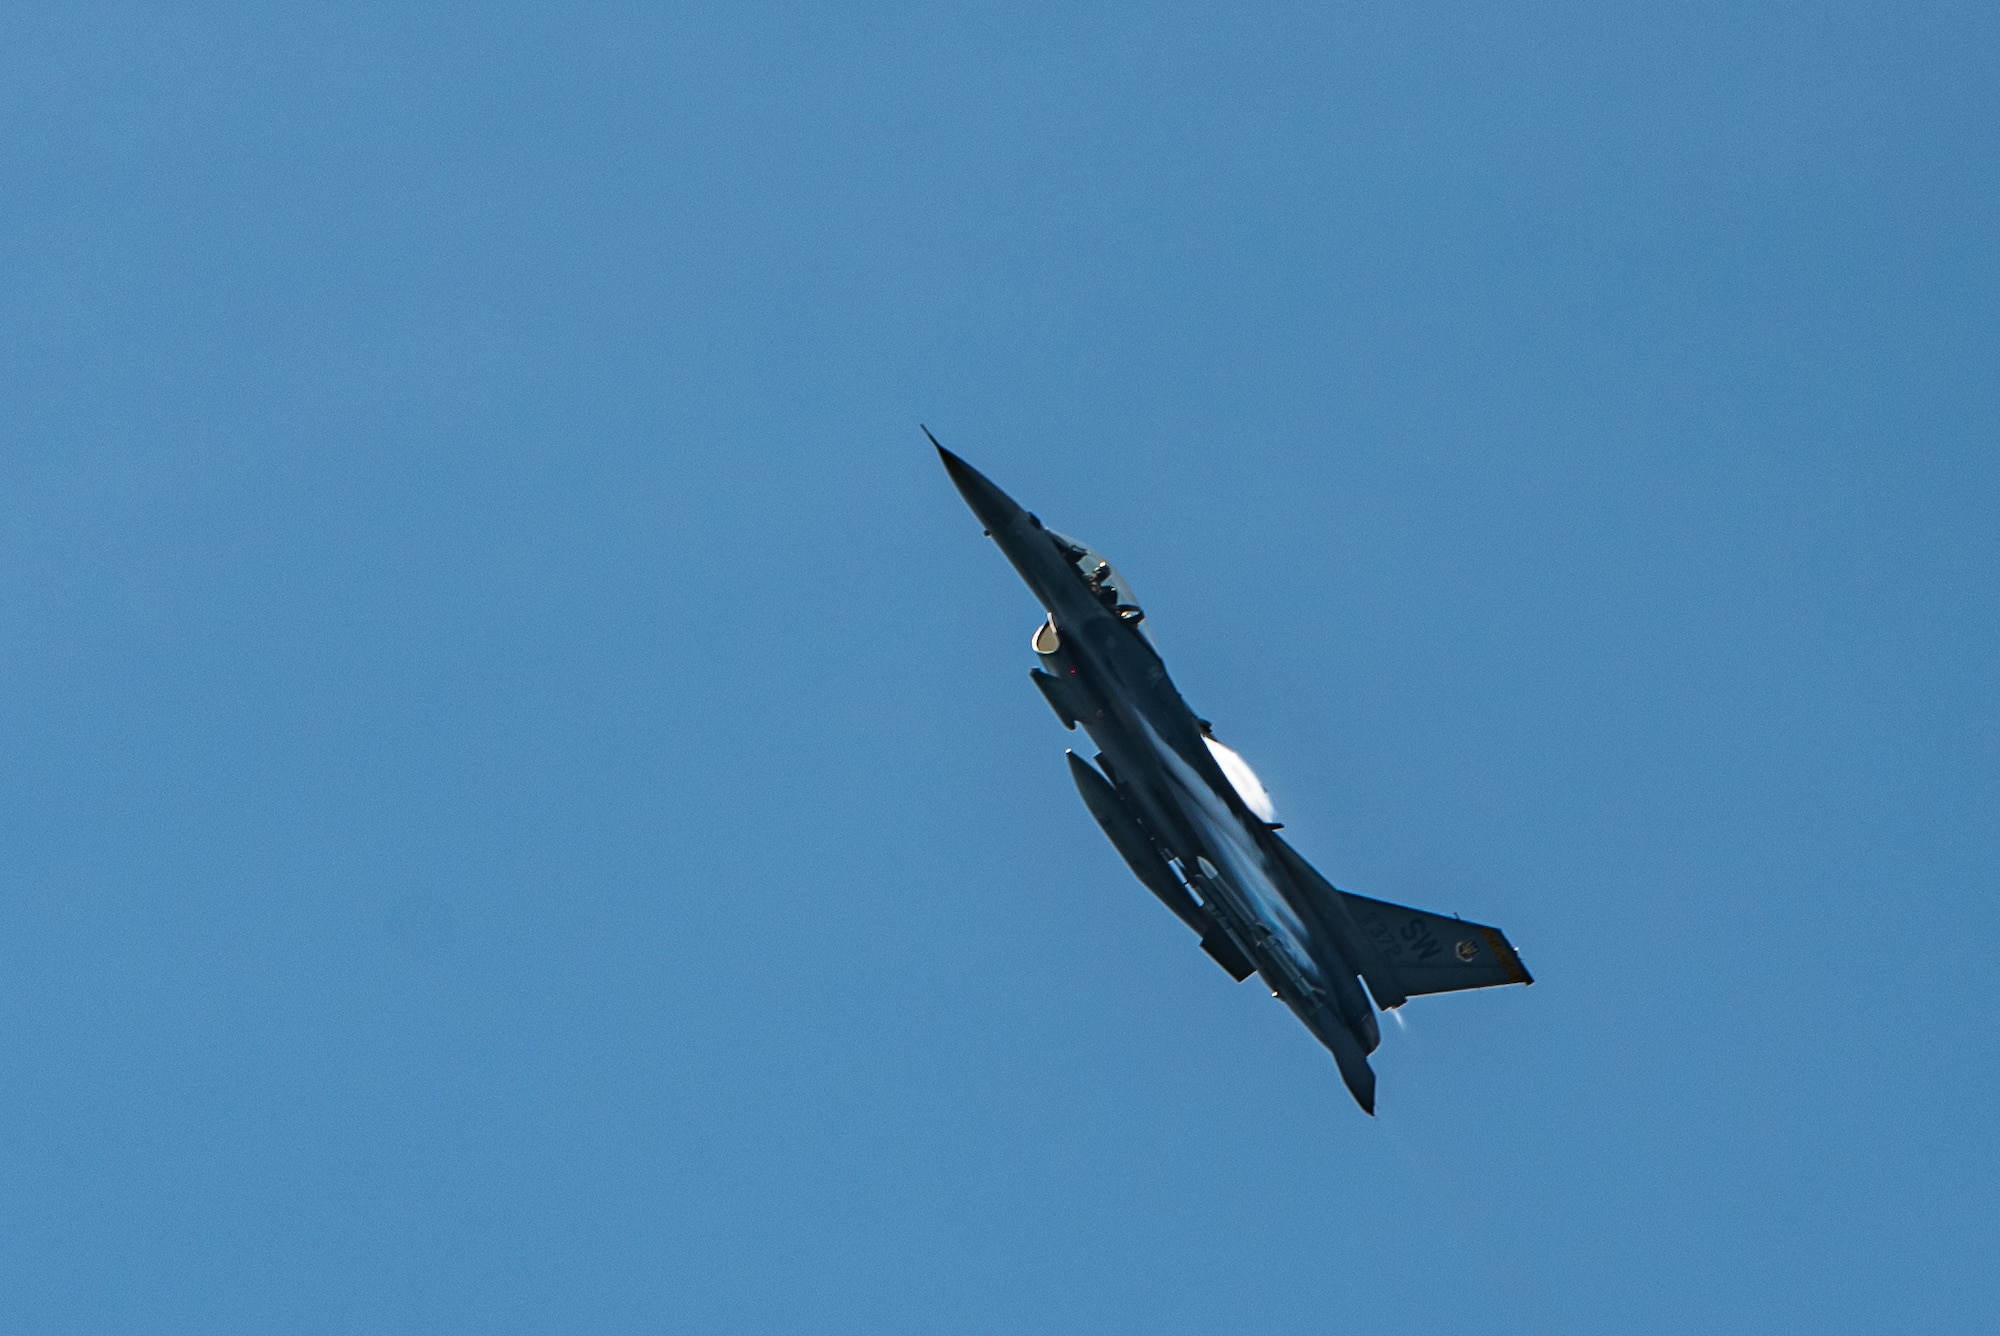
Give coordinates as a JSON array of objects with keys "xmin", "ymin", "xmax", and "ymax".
[{"xmin": 928, "ymin": 430, "xmax": 1027, "ymax": 533}]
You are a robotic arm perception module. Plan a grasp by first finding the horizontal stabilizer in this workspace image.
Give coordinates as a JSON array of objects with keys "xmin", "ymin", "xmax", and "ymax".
[{"xmin": 1336, "ymin": 891, "xmax": 1533, "ymax": 997}]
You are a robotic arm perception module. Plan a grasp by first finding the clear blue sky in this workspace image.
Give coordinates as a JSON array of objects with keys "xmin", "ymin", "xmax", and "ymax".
[{"xmin": 3, "ymin": 4, "xmax": 1994, "ymax": 1332}]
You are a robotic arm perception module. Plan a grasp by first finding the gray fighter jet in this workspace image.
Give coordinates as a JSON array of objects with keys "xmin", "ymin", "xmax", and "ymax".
[{"xmin": 934, "ymin": 435, "xmax": 1531, "ymax": 1112}]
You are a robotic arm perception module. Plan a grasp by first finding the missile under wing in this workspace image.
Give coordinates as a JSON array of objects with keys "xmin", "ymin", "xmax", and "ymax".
[{"xmin": 931, "ymin": 433, "xmax": 1532, "ymax": 1113}]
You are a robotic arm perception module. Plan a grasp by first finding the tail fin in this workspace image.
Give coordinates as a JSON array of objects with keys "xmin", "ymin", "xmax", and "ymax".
[
  {"xmin": 1336, "ymin": 890, "xmax": 1533, "ymax": 998},
  {"xmin": 1267, "ymin": 832, "xmax": 1531, "ymax": 1007}
]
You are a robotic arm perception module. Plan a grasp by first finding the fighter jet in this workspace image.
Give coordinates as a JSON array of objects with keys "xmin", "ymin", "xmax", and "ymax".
[{"xmin": 933, "ymin": 434, "xmax": 1531, "ymax": 1112}]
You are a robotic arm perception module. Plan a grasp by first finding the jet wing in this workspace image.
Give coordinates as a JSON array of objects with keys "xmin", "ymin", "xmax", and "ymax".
[{"xmin": 1334, "ymin": 890, "xmax": 1533, "ymax": 997}]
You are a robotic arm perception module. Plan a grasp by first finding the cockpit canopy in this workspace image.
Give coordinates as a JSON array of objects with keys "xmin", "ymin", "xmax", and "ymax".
[{"xmin": 1049, "ymin": 531, "xmax": 1147, "ymax": 629}]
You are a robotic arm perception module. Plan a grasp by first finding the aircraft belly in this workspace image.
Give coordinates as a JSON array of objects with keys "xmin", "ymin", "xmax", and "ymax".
[{"xmin": 1137, "ymin": 718, "xmax": 1322, "ymax": 987}]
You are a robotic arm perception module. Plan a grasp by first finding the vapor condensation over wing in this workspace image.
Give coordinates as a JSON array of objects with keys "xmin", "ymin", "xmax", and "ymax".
[{"xmin": 1202, "ymin": 735, "xmax": 1275, "ymax": 823}]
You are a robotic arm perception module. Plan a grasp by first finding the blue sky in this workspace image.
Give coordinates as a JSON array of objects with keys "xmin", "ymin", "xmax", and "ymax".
[{"xmin": 3, "ymin": 3, "xmax": 1995, "ymax": 1332}]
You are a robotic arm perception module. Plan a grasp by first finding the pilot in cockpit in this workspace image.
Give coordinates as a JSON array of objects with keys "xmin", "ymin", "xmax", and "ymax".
[
  {"xmin": 1058, "ymin": 535, "xmax": 1149, "ymax": 629},
  {"xmin": 1083, "ymin": 561, "xmax": 1133, "ymax": 618}
]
